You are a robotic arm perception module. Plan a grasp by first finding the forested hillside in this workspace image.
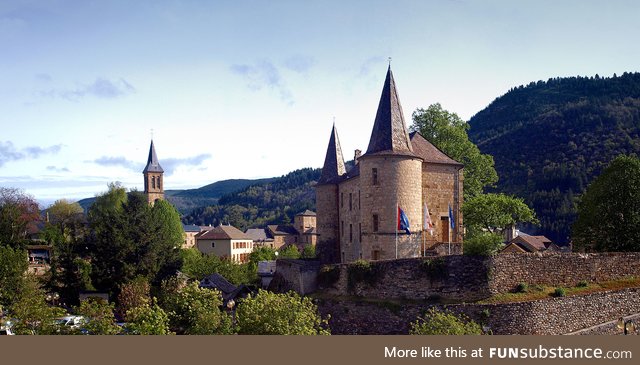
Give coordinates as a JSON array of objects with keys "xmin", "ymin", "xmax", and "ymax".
[
  {"xmin": 182, "ymin": 168, "xmax": 321, "ymax": 230},
  {"xmin": 468, "ymin": 72, "xmax": 640, "ymax": 243}
]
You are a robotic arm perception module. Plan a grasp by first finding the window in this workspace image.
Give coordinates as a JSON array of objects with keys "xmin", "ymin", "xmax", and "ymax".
[
  {"xmin": 341, "ymin": 192, "xmax": 344, "ymax": 208},
  {"xmin": 359, "ymin": 223, "xmax": 362, "ymax": 242},
  {"xmin": 152, "ymin": 176, "xmax": 156, "ymax": 189},
  {"xmin": 158, "ymin": 178, "xmax": 161, "ymax": 190},
  {"xmin": 358, "ymin": 190, "xmax": 361, "ymax": 210},
  {"xmin": 349, "ymin": 193, "xmax": 352, "ymax": 211},
  {"xmin": 211, "ymin": 242, "xmax": 215, "ymax": 248},
  {"xmin": 372, "ymin": 168, "xmax": 378, "ymax": 185},
  {"xmin": 372, "ymin": 250, "xmax": 380, "ymax": 261},
  {"xmin": 341, "ymin": 221, "xmax": 344, "ymax": 237},
  {"xmin": 373, "ymin": 214, "xmax": 379, "ymax": 232},
  {"xmin": 349, "ymin": 224, "xmax": 352, "ymax": 242}
]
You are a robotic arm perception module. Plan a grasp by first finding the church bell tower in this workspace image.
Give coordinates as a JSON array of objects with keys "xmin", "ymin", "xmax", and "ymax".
[{"xmin": 143, "ymin": 139, "xmax": 164, "ymax": 204}]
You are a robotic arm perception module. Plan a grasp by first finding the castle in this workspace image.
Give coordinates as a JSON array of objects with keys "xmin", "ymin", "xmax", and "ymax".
[
  {"xmin": 315, "ymin": 67, "xmax": 464, "ymax": 263},
  {"xmin": 143, "ymin": 139, "xmax": 165, "ymax": 204}
]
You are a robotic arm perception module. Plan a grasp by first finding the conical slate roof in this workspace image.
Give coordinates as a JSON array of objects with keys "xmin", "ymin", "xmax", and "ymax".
[
  {"xmin": 317, "ymin": 123, "xmax": 346, "ymax": 185},
  {"xmin": 365, "ymin": 66, "xmax": 416, "ymax": 157},
  {"xmin": 143, "ymin": 140, "xmax": 164, "ymax": 173}
]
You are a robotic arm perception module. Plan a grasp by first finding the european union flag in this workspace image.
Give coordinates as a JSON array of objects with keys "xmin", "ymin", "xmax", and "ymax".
[{"xmin": 398, "ymin": 206, "xmax": 411, "ymax": 234}]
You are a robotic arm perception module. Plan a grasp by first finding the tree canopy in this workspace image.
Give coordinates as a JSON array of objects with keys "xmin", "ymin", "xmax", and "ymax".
[
  {"xmin": 410, "ymin": 308, "xmax": 482, "ymax": 335},
  {"xmin": 411, "ymin": 104, "xmax": 498, "ymax": 199},
  {"xmin": 0, "ymin": 187, "xmax": 40, "ymax": 249},
  {"xmin": 572, "ymin": 155, "xmax": 640, "ymax": 252},
  {"xmin": 462, "ymin": 193, "xmax": 538, "ymax": 237}
]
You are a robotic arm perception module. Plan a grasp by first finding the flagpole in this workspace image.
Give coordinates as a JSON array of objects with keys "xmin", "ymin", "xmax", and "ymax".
[{"xmin": 395, "ymin": 203, "xmax": 398, "ymax": 259}]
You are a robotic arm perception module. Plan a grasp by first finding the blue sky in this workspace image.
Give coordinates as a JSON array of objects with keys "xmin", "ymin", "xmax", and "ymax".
[{"xmin": 1, "ymin": 0, "xmax": 639, "ymax": 206}]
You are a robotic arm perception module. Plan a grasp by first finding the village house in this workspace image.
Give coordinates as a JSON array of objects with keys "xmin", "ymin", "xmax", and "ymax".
[
  {"xmin": 195, "ymin": 225, "xmax": 254, "ymax": 263},
  {"xmin": 502, "ymin": 234, "xmax": 562, "ymax": 253},
  {"xmin": 316, "ymin": 67, "xmax": 464, "ymax": 263}
]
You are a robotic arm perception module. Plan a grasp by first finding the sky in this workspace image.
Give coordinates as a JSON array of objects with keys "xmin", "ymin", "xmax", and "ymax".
[{"xmin": 1, "ymin": 0, "xmax": 639, "ymax": 206}]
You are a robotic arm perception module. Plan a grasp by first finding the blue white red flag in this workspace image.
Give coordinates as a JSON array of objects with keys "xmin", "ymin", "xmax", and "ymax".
[{"xmin": 448, "ymin": 204, "xmax": 455, "ymax": 229}]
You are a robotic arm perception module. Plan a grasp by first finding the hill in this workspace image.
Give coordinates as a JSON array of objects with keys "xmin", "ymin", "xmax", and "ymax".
[
  {"xmin": 76, "ymin": 177, "xmax": 274, "ymax": 214},
  {"xmin": 182, "ymin": 167, "xmax": 321, "ymax": 230},
  {"xmin": 468, "ymin": 72, "xmax": 640, "ymax": 243}
]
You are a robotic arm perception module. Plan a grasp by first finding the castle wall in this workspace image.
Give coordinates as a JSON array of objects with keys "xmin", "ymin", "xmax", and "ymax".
[
  {"xmin": 359, "ymin": 155, "xmax": 423, "ymax": 261},
  {"xmin": 315, "ymin": 184, "xmax": 340, "ymax": 263},
  {"xmin": 422, "ymin": 163, "xmax": 463, "ymax": 243},
  {"xmin": 337, "ymin": 176, "xmax": 361, "ymax": 262},
  {"xmin": 316, "ymin": 287, "xmax": 640, "ymax": 335}
]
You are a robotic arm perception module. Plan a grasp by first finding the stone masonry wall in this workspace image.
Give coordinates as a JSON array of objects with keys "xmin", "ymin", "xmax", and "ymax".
[
  {"xmin": 422, "ymin": 163, "xmax": 462, "ymax": 243},
  {"xmin": 488, "ymin": 252, "xmax": 640, "ymax": 293},
  {"xmin": 320, "ymin": 256, "xmax": 492, "ymax": 302},
  {"xmin": 317, "ymin": 287, "xmax": 640, "ymax": 335}
]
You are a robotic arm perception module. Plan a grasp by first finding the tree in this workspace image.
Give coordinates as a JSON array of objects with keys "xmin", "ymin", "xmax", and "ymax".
[
  {"xmin": 117, "ymin": 277, "xmax": 150, "ymax": 321},
  {"xmin": 301, "ymin": 245, "xmax": 316, "ymax": 259},
  {"xmin": 236, "ymin": 290, "xmax": 330, "ymax": 335},
  {"xmin": 463, "ymin": 232, "xmax": 504, "ymax": 256},
  {"xmin": 180, "ymin": 248, "xmax": 252, "ymax": 285},
  {"xmin": 0, "ymin": 245, "xmax": 28, "ymax": 307},
  {"xmin": 9, "ymin": 275, "xmax": 65, "ymax": 335},
  {"xmin": 573, "ymin": 155, "xmax": 640, "ymax": 252},
  {"xmin": 0, "ymin": 187, "xmax": 41, "ymax": 249},
  {"xmin": 160, "ymin": 282, "xmax": 233, "ymax": 335},
  {"xmin": 125, "ymin": 300, "xmax": 172, "ymax": 335},
  {"xmin": 278, "ymin": 244, "xmax": 301, "ymax": 259},
  {"xmin": 410, "ymin": 308, "xmax": 482, "ymax": 335},
  {"xmin": 75, "ymin": 297, "xmax": 121, "ymax": 335},
  {"xmin": 87, "ymin": 184, "xmax": 182, "ymax": 294},
  {"xmin": 43, "ymin": 199, "xmax": 89, "ymax": 305},
  {"xmin": 411, "ymin": 104, "xmax": 498, "ymax": 199},
  {"xmin": 462, "ymin": 193, "xmax": 538, "ymax": 237}
]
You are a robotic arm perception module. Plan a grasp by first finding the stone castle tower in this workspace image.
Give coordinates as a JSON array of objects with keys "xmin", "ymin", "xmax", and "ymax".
[
  {"xmin": 316, "ymin": 67, "xmax": 464, "ymax": 264},
  {"xmin": 143, "ymin": 139, "xmax": 164, "ymax": 204}
]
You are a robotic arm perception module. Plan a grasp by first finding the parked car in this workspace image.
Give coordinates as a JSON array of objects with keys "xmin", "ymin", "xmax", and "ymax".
[{"xmin": 55, "ymin": 315, "xmax": 86, "ymax": 329}]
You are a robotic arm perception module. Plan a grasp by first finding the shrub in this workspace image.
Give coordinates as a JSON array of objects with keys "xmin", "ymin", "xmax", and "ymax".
[
  {"xmin": 317, "ymin": 265, "xmax": 340, "ymax": 288},
  {"xmin": 347, "ymin": 260, "xmax": 381, "ymax": 290},
  {"xmin": 410, "ymin": 308, "xmax": 482, "ymax": 335},
  {"xmin": 125, "ymin": 299, "xmax": 172, "ymax": 335},
  {"xmin": 553, "ymin": 287, "xmax": 566, "ymax": 297},
  {"xmin": 301, "ymin": 245, "xmax": 316, "ymax": 259},
  {"xmin": 236, "ymin": 290, "xmax": 330, "ymax": 335},
  {"xmin": 577, "ymin": 280, "xmax": 589, "ymax": 288},
  {"xmin": 515, "ymin": 282, "xmax": 528, "ymax": 293}
]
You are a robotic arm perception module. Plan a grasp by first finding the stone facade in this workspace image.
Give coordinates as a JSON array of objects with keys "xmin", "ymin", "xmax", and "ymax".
[
  {"xmin": 422, "ymin": 163, "xmax": 463, "ymax": 244},
  {"xmin": 316, "ymin": 184, "xmax": 340, "ymax": 262}
]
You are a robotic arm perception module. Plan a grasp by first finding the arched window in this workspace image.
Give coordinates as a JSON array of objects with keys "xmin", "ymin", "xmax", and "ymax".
[
  {"xmin": 152, "ymin": 176, "xmax": 156, "ymax": 189},
  {"xmin": 157, "ymin": 177, "xmax": 161, "ymax": 190}
]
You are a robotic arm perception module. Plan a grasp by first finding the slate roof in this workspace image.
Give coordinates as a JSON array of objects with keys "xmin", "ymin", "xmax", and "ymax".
[
  {"xmin": 409, "ymin": 132, "xmax": 463, "ymax": 166},
  {"xmin": 197, "ymin": 225, "xmax": 251, "ymax": 240},
  {"xmin": 364, "ymin": 66, "xmax": 417, "ymax": 158},
  {"xmin": 318, "ymin": 124, "xmax": 347, "ymax": 185},
  {"xmin": 245, "ymin": 228, "xmax": 274, "ymax": 241},
  {"xmin": 143, "ymin": 140, "xmax": 164, "ymax": 173},
  {"xmin": 200, "ymin": 273, "xmax": 237, "ymax": 295},
  {"xmin": 509, "ymin": 235, "xmax": 554, "ymax": 252},
  {"xmin": 267, "ymin": 224, "xmax": 299, "ymax": 236},
  {"xmin": 296, "ymin": 210, "xmax": 316, "ymax": 216},
  {"xmin": 182, "ymin": 223, "xmax": 201, "ymax": 233}
]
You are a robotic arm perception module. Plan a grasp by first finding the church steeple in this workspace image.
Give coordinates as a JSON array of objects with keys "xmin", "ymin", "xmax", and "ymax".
[
  {"xmin": 365, "ymin": 66, "xmax": 415, "ymax": 156},
  {"xmin": 143, "ymin": 139, "xmax": 164, "ymax": 204},
  {"xmin": 318, "ymin": 123, "xmax": 346, "ymax": 185}
]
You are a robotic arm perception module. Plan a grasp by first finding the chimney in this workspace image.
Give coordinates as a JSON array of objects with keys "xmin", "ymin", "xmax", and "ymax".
[{"xmin": 354, "ymin": 149, "xmax": 362, "ymax": 165}]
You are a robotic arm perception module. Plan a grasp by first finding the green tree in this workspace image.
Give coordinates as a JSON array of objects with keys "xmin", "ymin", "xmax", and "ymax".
[
  {"xmin": 161, "ymin": 282, "xmax": 233, "ymax": 335},
  {"xmin": 43, "ymin": 199, "xmax": 89, "ymax": 305},
  {"xmin": 410, "ymin": 308, "xmax": 482, "ymax": 335},
  {"xmin": 125, "ymin": 300, "xmax": 172, "ymax": 335},
  {"xmin": 9, "ymin": 275, "xmax": 65, "ymax": 335},
  {"xmin": 0, "ymin": 245, "xmax": 28, "ymax": 307},
  {"xmin": 462, "ymin": 193, "xmax": 538, "ymax": 237},
  {"xmin": 75, "ymin": 297, "xmax": 121, "ymax": 335},
  {"xmin": 301, "ymin": 245, "xmax": 316, "ymax": 259},
  {"xmin": 463, "ymin": 232, "xmax": 504, "ymax": 256},
  {"xmin": 411, "ymin": 104, "xmax": 498, "ymax": 199},
  {"xmin": 573, "ymin": 155, "xmax": 640, "ymax": 252},
  {"xmin": 236, "ymin": 290, "xmax": 330, "ymax": 335},
  {"xmin": 87, "ymin": 184, "xmax": 182, "ymax": 294},
  {"xmin": 278, "ymin": 245, "xmax": 301, "ymax": 259},
  {"xmin": 180, "ymin": 248, "xmax": 252, "ymax": 285},
  {"xmin": 0, "ymin": 187, "xmax": 41, "ymax": 249}
]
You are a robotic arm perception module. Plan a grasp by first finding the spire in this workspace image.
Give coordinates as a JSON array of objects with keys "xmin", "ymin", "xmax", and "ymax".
[
  {"xmin": 365, "ymin": 67, "xmax": 415, "ymax": 156},
  {"xmin": 318, "ymin": 123, "xmax": 346, "ymax": 185},
  {"xmin": 143, "ymin": 140, "xmax": 164, "ymax": 173}
]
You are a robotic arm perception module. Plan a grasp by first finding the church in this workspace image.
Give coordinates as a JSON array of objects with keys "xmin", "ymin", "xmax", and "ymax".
[{"xmin": 315, "ymin": 67, "xmax": 464, "ymax": 264}]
